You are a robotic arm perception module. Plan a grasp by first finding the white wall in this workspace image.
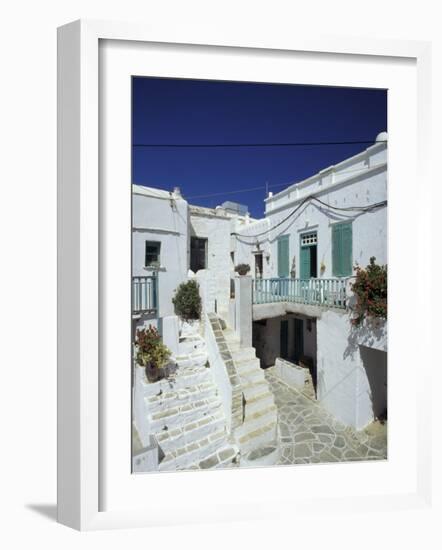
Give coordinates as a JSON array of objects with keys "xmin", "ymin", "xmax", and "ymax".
[
  {"xmin": 190, "ymin": 208, "xmax": 232, "ymax": 319},
  {"xmin": 316, "ymin": 309, "xmax": 384, "ymax": 429},
  {"xmin": 235, "ymin": 142, "xmax": 388, "ymax": 278},
  {"xmin": 132, "ymin": 187, "xmax": 189, "ymax": 320},
  {"xmin": 234, "ymin": 218, "xmax": 273, "ymax": 278}
]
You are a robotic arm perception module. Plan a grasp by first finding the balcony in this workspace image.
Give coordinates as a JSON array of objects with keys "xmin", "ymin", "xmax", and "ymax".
[
  {"xmin": 132, "ymin": 274, "xmax": 158, "ymax": 316},
  {"xmin": 252, "ymin": 277, "xmax": 348, "ymax": 309}
]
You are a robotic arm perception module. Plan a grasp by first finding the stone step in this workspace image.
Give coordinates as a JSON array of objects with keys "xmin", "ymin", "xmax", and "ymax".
[
  {"xmin": 155, "ymin": 409, "xmax": 226, "ymax": 453},
  {"xmin": 174, "ymin": 351, "xmax": 208, "ymax": 369},
  {"xmin": 242, "ymin": 380, "xmax": 271, "ymax": 401},
  {"xmin": 235, "ymin": 358, "xmax": 264, "ymax": 382},
  {"xmin": 212, "ymin": 445, "xmax": 240, "ymax": 469},
  {"xmin": 235, "ymin": 404, "xmax": 278, "ymax": 439},
  {"xmin": 138, "ymin": 371, "xmax": 207, "ymax": 398},
  {"xmin": 149, "ymin": 396, "xmax": 222, "ymax": 431},
  {"xmin": 223, "ymin": 329, "xmax": 240, "ymax": 344},
  {"xmin": 161, "ymin": 371, "xmax": 211, "ymax": 391},
  {"xmin": 230, "ymin": 347, "xmax": 256, "ymax": 362},
  {"xmin": 244, "ymin": 388, "xmax": 275, "ymax": 415},
  {"xmin": 236, "ymin": 420, "xmax": 278, "ymax": 454},
  {"xmin": 158, "ymin": 427, "xmax": 229, "ymax": 471},
  {"xmin": 178, "ymin": 335, "xmax": 206, "ymax": 355},
  {"xmin": 146, "ymin": 381, "xmax": 217, "ymax": 414}
]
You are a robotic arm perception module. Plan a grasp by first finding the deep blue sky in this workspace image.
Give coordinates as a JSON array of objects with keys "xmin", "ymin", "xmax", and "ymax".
[{"xmin": 132, "ymin": 77, "xmax": 387, "ymax": 218}]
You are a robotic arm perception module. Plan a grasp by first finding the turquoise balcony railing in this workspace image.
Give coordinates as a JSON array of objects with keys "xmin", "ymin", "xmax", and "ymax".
[
  {"xmin": 132, "ymin": 274, "xmax": 158, "ymax": 315},
  {"xmin": 252, "ymin": 277, "xmax": 348, "ymax": 309}
]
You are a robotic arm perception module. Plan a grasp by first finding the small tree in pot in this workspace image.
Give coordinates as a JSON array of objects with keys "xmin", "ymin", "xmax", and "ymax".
[
  {"xmin": 234, "ymin": 263, "xmax": 251, "ymax": 276},
  {"xmin": 135, "ymin": 326, "xmax": 172, "ymax": 383},
  {"xmin": 172, "ymin": 279, "xmax": 202, "ymax": 322}
]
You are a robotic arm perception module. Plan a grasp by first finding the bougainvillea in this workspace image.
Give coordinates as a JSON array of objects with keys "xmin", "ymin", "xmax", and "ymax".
[{"xmin": 350, "ymin": 257, "xmax": 387, "ymax": 326}]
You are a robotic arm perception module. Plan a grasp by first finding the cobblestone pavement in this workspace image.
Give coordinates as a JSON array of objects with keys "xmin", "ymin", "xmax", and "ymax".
[{"xmin": 264, "ymin": 368, "xmax": 387, "ymax": 465}]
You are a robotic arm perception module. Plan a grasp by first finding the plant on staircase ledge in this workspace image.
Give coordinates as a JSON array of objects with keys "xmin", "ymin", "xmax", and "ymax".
[
  {"xmin": 172, "ymin": 279, "xmax": 202, "ymax": 322},
  {"xmin": 135, "ymin": 326, "xmax": 172, "ymax": 383},
  {"xmin": 234, "ymin": 263, "xmax": 251, "ymax": 276}
]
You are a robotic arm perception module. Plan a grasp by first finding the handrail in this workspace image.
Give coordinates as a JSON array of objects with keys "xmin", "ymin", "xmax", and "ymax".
[
  {"xmin": 252, "ymin": 277, "xmax": 348, "ymax": 309},
  {"xmin": 132, "ymin": 274, "xmax": 158, "ymax": 314}
]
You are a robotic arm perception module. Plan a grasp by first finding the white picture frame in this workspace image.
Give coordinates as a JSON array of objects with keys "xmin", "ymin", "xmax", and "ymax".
[{"xmin": 57, "ymin": 19, "xmax": 433, "ymax": 531}]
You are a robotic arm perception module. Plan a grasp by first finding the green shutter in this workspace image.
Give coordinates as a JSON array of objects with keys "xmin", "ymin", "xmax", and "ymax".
[
  {"xmin": 300, "ymin": 246, "xmax": 310, "ymax": 279},
  {"xmin": 341, "ymin": 222, "xmax": 353, "ymax": 276},
  {"xmin": 332, "ymin": 222, "xmax": 352, "ymax": 276},
  {"xmin": 277, "ymin": 235, "xmax": 289, "ymax": 277}
]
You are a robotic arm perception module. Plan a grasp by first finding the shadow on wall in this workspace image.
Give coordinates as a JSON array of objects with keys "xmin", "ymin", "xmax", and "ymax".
[
  {"xmin": 360, "ymin": 345, "xmax": 388, "ymax": 421},
  {"xmin": 343, "ymin": 323, "xmax": 359, "ymax": 361}
]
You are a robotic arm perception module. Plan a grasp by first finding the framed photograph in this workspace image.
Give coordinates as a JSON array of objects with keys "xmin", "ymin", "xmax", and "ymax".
[{"xmin": 57, "ymin": 20, "xmax": 432, "ymax": 530}]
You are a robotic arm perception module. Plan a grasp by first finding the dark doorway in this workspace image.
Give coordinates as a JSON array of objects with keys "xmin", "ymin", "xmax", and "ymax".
[
  {"xmin": 255, "ymin": 253, "xmax": 263, "ymax": 279},
  {"xmin": 280, "ymin": 319, "xmax": 289, "ymax": 359},
  {"xmin": 293, "ymin": 318, "xmax": 304, "ymax": 363},
  {"xmin": 190, "ymin": 237, "xmax": 207, "ymax": 272}
]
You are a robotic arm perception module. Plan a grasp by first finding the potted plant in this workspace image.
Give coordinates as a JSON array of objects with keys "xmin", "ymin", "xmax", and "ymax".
[
  {"xmin": 172, "ymin": 279, "xmax": 202, "ymax": 323},
  {"xmin": 134, "ymin": 326, "xmax": 172, "ymax": 382},
  {"xmin": 234, "ymin": 263, "xmax": 251, "ymax": 276}
]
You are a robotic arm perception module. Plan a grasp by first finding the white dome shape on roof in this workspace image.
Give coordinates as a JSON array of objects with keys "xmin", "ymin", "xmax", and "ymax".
[{"xmin": 375, "ymin": 131, "xmax": 388, "ymax": 143}]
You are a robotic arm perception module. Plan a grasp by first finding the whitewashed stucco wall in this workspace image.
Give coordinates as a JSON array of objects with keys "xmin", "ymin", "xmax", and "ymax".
[
  {"xmin": 235, "ymin": 142, "xmax": 388, "ymax": 278},
  {"xmin": 132, "ymin": 186, "xmax": 188, "ymax": 320},
  {"xmin": 233, "ymin": 218, "xmax": 273, "ymax": 278},
  {"xmin": 316, "ymin": 309, "xmax": 386, "ymax": 429},
  {"xmin": 190, "ymin": 209, "xmax": 232, "ymax": 319}
]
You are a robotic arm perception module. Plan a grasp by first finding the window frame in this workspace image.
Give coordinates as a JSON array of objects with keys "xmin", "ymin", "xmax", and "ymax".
[{"xmin": 144, "ymin": 240, "xmax": 161, "ymax": 269}]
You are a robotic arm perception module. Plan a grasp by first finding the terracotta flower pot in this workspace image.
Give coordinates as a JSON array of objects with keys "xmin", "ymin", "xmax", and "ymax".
[{"xmin": 145, "ymin": 362, "xmax": 161, "ymax": 383}]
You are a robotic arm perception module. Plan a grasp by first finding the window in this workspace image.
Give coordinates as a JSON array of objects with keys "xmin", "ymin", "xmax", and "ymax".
[
  {"xmin": 190, "ymin": 237, "xmax": 207, "ymax": 272},
  {"xmin": 301, "ymin": 232, "xmax": 317, "ymax": 246},
  {"xmin": 145, "ymin": 241, "xmax": 161, "ymax": 268},
  {"xmin": 332, "ymin": 222, "xmax": 353, "ymax": 277}
]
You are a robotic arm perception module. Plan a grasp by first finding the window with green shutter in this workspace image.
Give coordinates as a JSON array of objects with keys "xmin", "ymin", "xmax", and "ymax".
[
  {"xmin": 332, "ymin": 222, "xmax": 353, "ymax": 277},
  {"xmin": 277, "ymin": 235, "xmax": 289, "ymax": 278}
]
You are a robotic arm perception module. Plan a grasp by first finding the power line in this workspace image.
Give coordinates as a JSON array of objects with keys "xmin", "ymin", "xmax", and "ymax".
[
  {"xmin": 231, "ymin": 196, "xmax": 387, "ymax": 239},
  {"xmin": 133, "ymin": 139, "xmax": 386, "ymax": 148},
  {"xmin": 186, "ymin": 164, "xmax": 386, "ymax": 200},
  {"xmin": 187, "ymin": 182, "xmax": 288, "ymax": 199}
]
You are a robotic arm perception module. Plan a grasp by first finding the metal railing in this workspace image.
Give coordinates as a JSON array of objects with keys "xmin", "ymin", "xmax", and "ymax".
[
  {"xmin": 132, "ymin": 274, "xmax": 158, "ymax": 315},
  {"xmin": 252, "ymin": 277, "xmax": 348, "ymax": 309}
]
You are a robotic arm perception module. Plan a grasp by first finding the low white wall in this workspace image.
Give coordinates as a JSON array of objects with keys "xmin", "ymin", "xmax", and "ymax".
[
  {"xmin": 234, "ymin": 275, "xmax": 252, "ymax": 347},
  {"xmin": 133, "ymin": 365, "xmax": 152, "ymax": 447},
  {"xmin": 274, "ymin": 358, "xmax": 305, "ymax": 388},
  {"xmin": 203, "ymin": 313, "xmax": 233, "ymax": 431}
]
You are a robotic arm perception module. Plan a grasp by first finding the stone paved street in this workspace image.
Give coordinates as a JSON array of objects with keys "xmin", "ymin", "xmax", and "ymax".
[{"xmin": 264, "ymin": 368, "xmax": 387, "ymax": 465}]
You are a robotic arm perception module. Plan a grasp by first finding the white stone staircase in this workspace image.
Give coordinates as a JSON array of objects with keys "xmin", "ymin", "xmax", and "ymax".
[
  {"xmin": 222, "ymin": 327, "xmax": 279, "ymax": 465},
  {"xmin": 138, "ymin": 324, "xmax": 239, "ymax": 471}
]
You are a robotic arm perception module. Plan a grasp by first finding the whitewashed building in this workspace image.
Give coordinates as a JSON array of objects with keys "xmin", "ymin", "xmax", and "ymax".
[
  {"xmin": 233, "ymin": 132, "xmax": 388, "ymax": 429},
  {"xmin": 132, "ymin": 132, "xmax": 388, "ymax": 471}
]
